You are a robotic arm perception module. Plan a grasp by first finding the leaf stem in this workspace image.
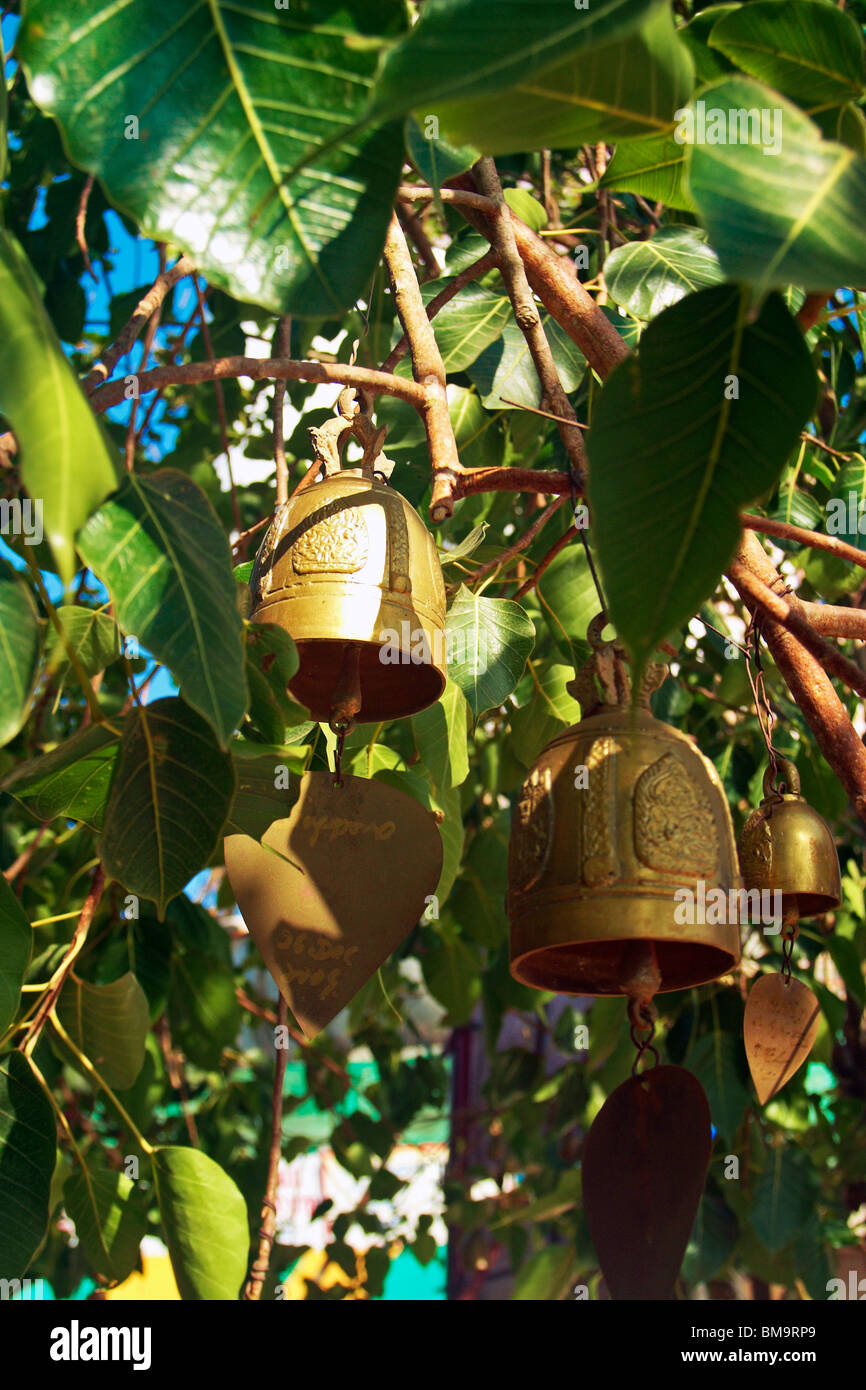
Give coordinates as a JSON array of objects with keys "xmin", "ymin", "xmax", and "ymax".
[
  {"xmin": 25, "ymin": 552, "xmax": 105, "ymax": 724},
  {"xmin": 49, "ymin": 1009, "xmax": 153, "ymax": 1154}
]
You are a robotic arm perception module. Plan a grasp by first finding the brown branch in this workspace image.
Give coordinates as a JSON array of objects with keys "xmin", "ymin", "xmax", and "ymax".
[
  {"xmin": 383, "ymin": 214, "xmax": 462, "ymax": 522},
  {"xmin": 381, "ymin": 249, "xmax": 497, "ymax": 374},
  {"xmin": 244, "ymin": 996, "xmax": 289, "ymax": 1301},
  {"xmin": 273, "ymin": 316, "xmax": 292, "ymax": 508},
  {"xmin": 397, "ymin": 203, "xmax": 439, "ymax": 281},
  {"xmin": 730, "ymin": 563, "xmax": 866, "ymax": 700},
  {"xmin": 124, "ymin": 245, "xmax": 166, "ymax": 471},
  {"xmin": 448, "ymin": 173, "xmax": 630, "ymax": 380},
  {"xmin": 22, "ymin": 865, "xmax": 106, "ymax": 1053},
  {"xmin": 471, "ymin": 496, "xmax": 566, "ymax": 585},
  {"xmin": 89, "ymin": 356, "xmax": 428, "ymax": 415},
  {"xmin": 231, "ymin": 515, "xmax": 271, "ymax": 555},
  {"xmin": 741, "ymin": 514, "xmax": 866, "ymax": 569},
  {"xmin": 75, "ymin": 175, "xmax": 98, "ymax": 282},
  {"xmin": 195, "ymin": 278, "xmax": 243, "ymax": 536},
  {"xmin": 397, "ymin": 184, "xmax": 495, "ymax": 212},
  {"xmin": 156, "ymin": 1015, "xmax": 199, "ymax": 1147},
  {"xmin": 728, "ymin": 532, "xmax": 866, "ymax": 824},
  {"xmin": 802, "ymin": 602, "xmax": 866, "ymax": 641},
  {"xmin": 796, "ymin": 293, "xmax": 829, "ymax": 331},
  {"xmin": 2, "ymin": 822, "xmax": 50, "ymax": 886},
  {"xmin": 513, "ymin": 525, "xmax": 577, "ymax": 599},
  {"xmin": 83, "ymin": 255, "xmax": 195, "ymax": 394}
]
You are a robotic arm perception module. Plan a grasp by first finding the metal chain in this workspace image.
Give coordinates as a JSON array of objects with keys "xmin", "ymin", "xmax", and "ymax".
[
  {"xmin": 329, "ymin": 716, "xmax": 355, "ymax": 789},
  {"xmin": 781, "ymin": 919, "xmax": 799, "ymax": 988},
  {"xmin": 627, "ymin": 996, "xmax": 659, "ymax": 1077},
  {"xmin": 744, "ymin": 603, "xmax": 791, "ymax": 797}
]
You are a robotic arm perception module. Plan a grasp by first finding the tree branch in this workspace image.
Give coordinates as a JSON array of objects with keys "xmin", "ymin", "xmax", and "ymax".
[
  {"xmin": 741, "ymin": 513, "xmax": 866, "ymax": 569},
  {"xmin": 83, "ymin": 254, "xmax": 196, "ymax": 394},
  {"xmin": 244, "ymin": 997, "xmax": 289, "ymax": 1302},
  {"xmin": 473, "ymin": 157, "xmax": 585, "ymax": 484},
  {"xmin": 381, "ymin": 249, "xmax": 497, "ymax": 374},
  {"xmin": 383, "ymin": 213, "xmax": 463, "ymax": 522}
]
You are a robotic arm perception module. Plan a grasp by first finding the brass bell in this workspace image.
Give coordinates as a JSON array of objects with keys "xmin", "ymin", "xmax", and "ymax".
[
  {"xmin": 738, "ymin": 757, "xmax": 841, "ymax": 918},
  {"xmin": 249, "ymin": 390, "xmax": 447, "ymax": 724},
  {"xmin": 508, "ymin": 617, "xmax": 742, "ymax": 995}
]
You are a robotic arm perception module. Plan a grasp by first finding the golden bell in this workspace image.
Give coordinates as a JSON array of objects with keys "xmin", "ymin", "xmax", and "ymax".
[
  {"xmin": 738, "ymin": 757, "xmax": 841, "ymax": 919},
  {"xmin": 249, "ymin": 392, "xmax": 447, "ymax": 724},
  {"xmin": 508, "ymin": 617, "xmax": 742, "ymax": 995}
]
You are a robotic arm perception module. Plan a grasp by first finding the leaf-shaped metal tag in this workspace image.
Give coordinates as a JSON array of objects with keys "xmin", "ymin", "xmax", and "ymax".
[
  {"xmin": 583, "ymin": 1065, "xmax": 712, "ymax": 1300},
  {"xmin": 744, "ymin": 972, "xmax": 820, "ymax": 1105},
  {"xmin": 224, "ymin": 771, "xmax": 442, "ymax": 1039}
]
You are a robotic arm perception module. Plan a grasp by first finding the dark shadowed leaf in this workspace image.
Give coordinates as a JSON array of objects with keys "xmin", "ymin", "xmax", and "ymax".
[
  {"xmin": 56, "ymin": 972, "xmax": 150, "ymax": 1090},
  {"xmin": 0, "ymin": 1052, "xmax": 56, "ymax": 1275},
  {"xmin": 0, "ymin": 560, "xmax": 41, "ymax": 748},
  {"xmin": 65, "ymin": 1152, "xmax": 147, "ymax": 1284},
  {"xmin": 2, "ymin": 721, "xmax": 122, "ymax": 831},
  {"xmin": 0, "ymin": 875, "xmax": 32, "ymax": 1035}
]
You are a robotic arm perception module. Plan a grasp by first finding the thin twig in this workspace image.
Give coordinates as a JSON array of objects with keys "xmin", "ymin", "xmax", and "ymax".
[
  {"xmin": 397, "ymin": 184, "xmax": 495, "ymax": 212},
  {"xmin": 83, "ymin": 255, "xmax": 195, "ymax": 394},
  {"xmin": 195, "ymin": 277, "xmax": 242, "ymax": 534},
  {"xmin": 75, "ymin": 175, "xmax": 98, "ymax": 282},
  {"xmin": 383, "ymin": 214, "xmax": 463, "ymax": 522},
  {"xmin": 471, "ymin": 497, "xmax": 566, "ymax": 585},
  {"xmin": 124, "ymin": 245, "xmax": 166, "ymax": 471},
  {"xmin": 244, "ymin": 997, "xmax": 289, "ymax": 1301},
  {"xmin": 381, "ymin": 249, "xmax": 497, "ymax": 374},
  {"xmin": 741, "ymin": 513, "xmax": 866, "ymax": 570},
  {"xmin": 273, "ymin": 316, "xmax": 292, "ymax": 508},
  {"xmin": 22, "ymin": 865, "xmax": 106, "ymax": 1055},
  {"xmin": 513, "ymin": 525, "xmax": 577, "ymax": 599},
  {"xmin": 473, "ymin": 157, "xmax": 585, "ymax": 484}
]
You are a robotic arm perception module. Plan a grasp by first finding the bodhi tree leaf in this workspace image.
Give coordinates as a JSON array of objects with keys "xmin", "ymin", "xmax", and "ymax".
[
  {"xmin": 510, "ymin": 660, "xmax": 581, "ymax": 768},
  {"xmin": 750, "ymin": 1146, "xmax": 817, "ymax": 1253},
  {"xmin": 167, "ymin": 895, "xmax": 241, "ymax": 1070},
  {"xmin": 709, "ymin": 1, "xmax": 865, "ymax": 109},
  {"xmin": 445, "ymin": 586, "xmax": 535, "ymax": 718},
  {"xmin": 78, "ymin": 470, "xmax": 247, "ymax": 747},
  {"xmin": 2, "ymin": 721, "xmax": 122, "ymax": 831},
  {"xmin": 411, "ymin": 679, "xmax": 469, "ymax": 793},
  {"xmin": 46, "ymin": 605, "xmax": 120, "ymax": 682},
  {"xmin": 0, "ymin": 559, "xmax": 42, "ymax": 748},
  {"xmin": 603, "ymin": 227, "xmax": 723, "ymax": 320},
  {"xmin": 468, "ymin": 314, "xmax": 585, "ymax": 410},
  {"xmin": 684, "ymin": 78, "xmax": 866, "ymax": 291},
  {"xmin": 427, "ymin": 4, "xmax": 694, "ymax": 154},
  {"xmin": 0, "ymin": 1052, "xmax": 56, "ymax": 1275},
  {"xmin": 226, "ymin": 740, "xmax": 305, "ymax": 840},
  {"xmin": 687, "ymin": 1032, "xmax": 751, "ymax": 1147},
  {"xmin": 0, "ymin": 230, "xmax": 117, "ymax": 586},
  {"xmin": 64, "ymin": 1152, "xmax": 147, "ymax": 1284},
  {"xmin": 405, "ymin": 115, "xmax": 478, "ymax": 195},
  {"xmin": 396, "ymin": 281, "xmax": 512, "ymax": 375},
  {"xmin": 19, "ymin": 0, "xmax": 406, "ymax": 318},
  {"xmin": 0, "ymin": 874, "xmax": 32, "ymax": 1035},
  {"xmin": 599, "ymin": 130, "xmax": 696, "ymax": 211},
  {"xmin": 152, "ymin": 1146, "xmax": 249, "ymax": 1300},
  {"xmin": 372, "ymin": 0, "xmax": 660, "ymax": 123},
  {"xmin": 56, "ymin": 972, "xmax": 150, "ymax": 1090},
  {"xmin": 99, "ymin": 697, "xmax": 236, "ymax": 915},
  {"xmin": 587, "ymin": 285, "xmax": 817, "ymax": 679}
]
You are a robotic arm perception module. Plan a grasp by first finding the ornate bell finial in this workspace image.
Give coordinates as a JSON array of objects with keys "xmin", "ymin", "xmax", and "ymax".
[
  {"xmin": 508, "ymin": 614, "xmax": 742, "ymax": 995},
  {"xmin": 249, "ymin": 389, "xmax": 447, "ymax": 725},
  {"xmin": 738, "ymin": 756, "xmax": 842, "ymax": 918}
]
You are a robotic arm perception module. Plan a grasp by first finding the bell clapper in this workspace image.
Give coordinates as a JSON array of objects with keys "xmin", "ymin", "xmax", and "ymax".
[
  {"xmin": 780, "ymin": 905, "xmax": 800, "ymax": 989},
  {"xmin": 328, "ymin": 641, "xmax": 363, "ymax": 789}
]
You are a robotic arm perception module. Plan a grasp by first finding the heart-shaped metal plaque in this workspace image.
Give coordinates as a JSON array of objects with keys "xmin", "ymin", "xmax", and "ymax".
[
  {"xmin": 583, "ymin": 1065, "xmax": 712, "ymax": 1300},
  {"xmin": 225, "ymin": 771, "xmax": 442, "ymax": 1038},
  {"xmin": 744, "ymin": 971, "xmax": 821, "ymax": 1105}
]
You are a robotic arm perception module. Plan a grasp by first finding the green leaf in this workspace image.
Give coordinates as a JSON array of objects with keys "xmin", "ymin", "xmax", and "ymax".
[
  {"xmin": 450, "ymin": 813, "xmax": 509, "ymax": 948},
  {"xmin": 373, "ymin": 0, "xmax": 660, "ymax": 123},
  {"xmin": 65, "ymin": 1152, "xmax": 147, "ymax": 1284},
  {"xmin": 431, "ymin": 782, "xmax": 465, "ymax": 904},
  {"xmin": 439, "ymin": 521, "xmax": 489, "ymax": 566},
  {"xmin": 679, "ymin": 5, "xmax": 740, "ymax": 85},
  {"xmin": 226, "ymin": 740, "xmax": 304, "ymax": 839},
  {"xmin": 825, "ymin": 455, "xmax": 866, "ymax": 550},
  {"xmin": 512, "ymin": 1242, "xmax": 578, "ymax": 1300},
  {"xmin": 684, "ymin": 78, "xmax": 866, "ymax": 291},
  {"xmin": 421, "ymin": 929, "xmax": 480, "ymax": 1023},
  {"xmin": 503, "ymin": 188, "xmax": 548, "ymax": 233},
  {"xmin": 405, "ymin": 116, "xmax": 478, "ymax": 196},
  {"xmin": 400, "ymin": 282, "xmax": 511, "ymax": 374},
  {"xmin": 587, "ymin": 285, "xmax": 816, "ymax": 678},
  {"xmin": 19, "ymin": 1, "xmax": 405, "ymax": 318},
  {"xmin": 445, "ymin": 586, "xmax": 535, "ymax": 718},
  {"xmin": 603, "ymin": 227, "xmax": 723, "ymax": 320},
  {"xmin": 0, "ymin": 230, "xmax": 117, "ymax": 585},
  {"xmin": 0, "ymin": 559, "xmax": 41, "ymax": 748},
  {"xmin": 56, "ymin": 972, "xmax": 150, "ymax": 1090},
  {"xmin": 78, "ymin": 470, "xmax": 247, "ymax": 747},
  {"xmin": 493, "ymin": 1169, "xmax": 582, "ymax": 1228},
  {"xmin": 825, "ymin": 935, "xmax": 865, "ymax": 1008},
  {"xmin": 47, "ymin": 605, "xmax": 120, "ymax": 681},
  {"xmin": 429, "ymin": 4, "xmax": 693, "ymax": 153},
  {"xmin": 167, "ymin": 896, "xmax": 241, "ymax": 1070},
  {"xmin": 510, "ymin": 661, "xmax": 581, "ymax": 768},
  {"xmin": 0, "ymin": 875, "xmax": 32, "ymax": 1035},
  {"xmin": 687, "ymin": 1032, "xmax": 751, "ymax": 1147},
  {"xmin": 2, "ymin": 721, "xmax": 122, "ymax": 831},
  {"xmin": 99, "ymin": 697, "xmax": 236, "ymax": 915},
  {"xmin": 467, "ymin": 314, "xmax": 585, "ymax": 410},
  {"xmin": 682, "ymin": 1192, "xmax": 739, "ymax": 1285},
  {"xmin": 152, "ymin": 1146, "xmax": 248, "ymax": 1300},
  {"xmin": 709, "ymin": 1, "xmax": 865, "ymax": 109},
  {"xmin": 0, "ymin": 1052, "xmax": 56, "ymax": 1276},
  {"xmin": 599, "ymin": 129, "xmax": 696, "ymax": 212},
  {"xmin": 412, "ymin": 680, "xmax": 469, "ymax": 793},
  {"xmin": 535, "ymin": 546, "xmax": 602, "ymax": 668},
  {"xmin": 244, "ymin": 621, "xmax": 303, "ymax": 745},
  {"xmin": 750, "ymin": 1146, "xmax": 816, "ymax": 1253}
]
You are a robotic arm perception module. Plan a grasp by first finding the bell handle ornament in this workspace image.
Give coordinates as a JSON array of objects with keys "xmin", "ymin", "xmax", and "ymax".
[{"xmin": 763, "ymin": 755, "xmax": 800, "ymax": 802}]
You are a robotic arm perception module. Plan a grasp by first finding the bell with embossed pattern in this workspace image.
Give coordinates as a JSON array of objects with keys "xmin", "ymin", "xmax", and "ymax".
[
  {"xmin": 249, "ymin": 388, "xmax": 447, "ymax": 725},
  {"xmin": 508, "ymin": 615, "xmax": 742, "ymax": 995},
  {"xmin": 738, "ymin": 757, "xmax": 841, "ymax": 919}
]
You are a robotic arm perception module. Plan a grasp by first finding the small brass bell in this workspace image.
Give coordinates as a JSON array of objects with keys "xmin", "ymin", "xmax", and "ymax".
[
  {"xmin": 738, "ymin": 757, "xmax": 841, "ymax": 918},
  {"xmin": 249, "ymin": 389, "xmax": 447, "ymax": 724},
  {"xmin": 508, "ymin": 616, "xmax": 742, "ymax": 994}
]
